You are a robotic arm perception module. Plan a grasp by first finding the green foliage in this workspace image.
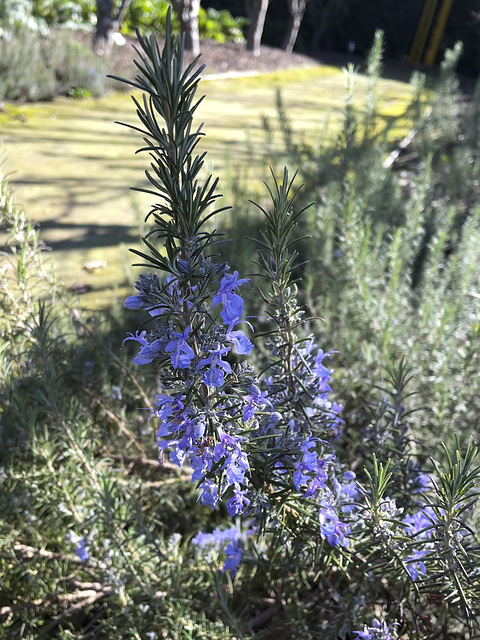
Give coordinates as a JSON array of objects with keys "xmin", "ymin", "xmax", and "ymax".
[
  {"xmin": 0, "ymin": 0, "xmax": 246, "ymax": 104},
  {"xmin": 198, "ymin": 7, "xmax": 247, "ymax": 44},
  {"xmin": 0, "ymin": 0, "xmax": 48, "ymax": 33},
  {"xmin": 110, "ymin": 21, "xmax": 480, "ymax": 638},
  {"xmin": 0, "ymin": 27, "xmax": 109, "ymax": 101},
  {"xmin": 113, "ymin": 0, "xmax": 248, "ymax": 43},
  {"xmin": 32, "ymin": 0, "xmax": 95, "ymax": 27},
  {"xmin": 227, "ymin": 35, "xmax": 480, "ymax": 456},
  {"xmin": 122, "ymin": 0, "xmax": 175, "ymax": 37}
]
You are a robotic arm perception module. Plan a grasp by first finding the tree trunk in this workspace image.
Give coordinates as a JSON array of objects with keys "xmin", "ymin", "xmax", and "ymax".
[
  {"xmin": 282, "ymin": 0, "xmax": 309, "ymax": 54},
  {"xmin": 94, "ymin": 0, "xmax": 115, "ymax": 54},
  {"xmin": 94, "ymin": 0, "xmax": 130, "ymax": 55},
  {"xmin": 245, "ymin": 0, "xmax": 270, "ymax": 56},
  {"xmin": 172, "ymin": 0, "xmax": 201, "ymax": 56}
]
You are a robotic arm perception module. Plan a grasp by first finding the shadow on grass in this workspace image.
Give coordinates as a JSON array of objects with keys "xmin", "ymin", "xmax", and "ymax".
[{"xmin": 36, "ymin": 220, "xmax": 139, "ymax": 252}]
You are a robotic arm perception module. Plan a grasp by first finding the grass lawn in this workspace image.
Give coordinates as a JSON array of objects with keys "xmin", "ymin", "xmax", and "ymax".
[{"xmin": 0, "ymin": 64, "xmax": 414, "ymax": 306}]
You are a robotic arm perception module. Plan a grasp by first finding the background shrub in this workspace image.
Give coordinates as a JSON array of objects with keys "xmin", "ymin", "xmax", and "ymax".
[
  {"xmin": 0, "ymin": 27, "xmax": 108, "ymax": 101},
  {"xmin": 223, "ymin": 37, "xmax": 480, "ymax": 457},
  {"xmin": 32, "ymin": 0, "xmax": 96, "ymax": 27}
]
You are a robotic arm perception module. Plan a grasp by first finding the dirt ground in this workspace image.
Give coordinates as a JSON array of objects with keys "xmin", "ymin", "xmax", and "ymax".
[{"xmin": 106, "ymin": 34, "xmax": 323, "ymax": 79}]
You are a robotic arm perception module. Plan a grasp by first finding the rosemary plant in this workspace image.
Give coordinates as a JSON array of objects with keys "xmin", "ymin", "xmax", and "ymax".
[{"xmin": 119, "ymin": 13, "xmax": 480, "ymax": 639}]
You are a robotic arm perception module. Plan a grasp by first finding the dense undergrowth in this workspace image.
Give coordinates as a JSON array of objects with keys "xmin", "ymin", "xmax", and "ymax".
[{"xmin": 1, "ymin": 24, "xmax": 480, "ymax": 640}]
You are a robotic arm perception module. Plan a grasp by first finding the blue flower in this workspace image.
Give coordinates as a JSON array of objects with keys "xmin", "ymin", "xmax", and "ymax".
[
  {"xmin": 75, "ymin": 537, "xmax": 89, "ymax": 562},
  {"xmin": 405, "ymin": 548, "xmax": 428, "ymax": 581},
  {"xmin": 226, "ymin": 321, "xmax": 254, "ymax": 355},
  {"xmin": 413, "ymin": 472, "xmax": 431, "ymax": 493},
  {"xmin": 353, "ymin": 620, "xmax": 398, "ymax": 640},
  {"xmin": 222, "ymin": 540, "xmax": 243, "ymax": 575},
  {"xmin": 124, "ymin": 294, "xmax": 145, "ymax": 309},
  {"xmin": 242, "ymin": 385, "xmax": 273, "ymax": 422},
  {"xmin": 224, "ymin": 449, "xmax": 250, "ymax": 485},
  {"xmin": 123, "ymin": 331, "xmax": 167, "ymax": 365},
  {"xmin": 319, "ymin": 505, "xmax": 349, "ymax": 547},
  {"xmin": 192, "ymin": 525, "xmax": 251, "ymax": 550},
  {"xmin": 293, "ymin": 458, "xmax": 318, "ymax": 490},
  {"xmin": 293, "ymin": 434, "xmax": 328, "ymax": 496},
  {"xmin": 153, "ymin": 395, "xmax": 206, "ymax": 469},
  {"xmin": 197, "ymin": 346, "xmax": 232, "ymax": 387},
  {"xmin": 191, "ymin": 531, "xmax": 215, "ymax": 546},
  {"xmin": 191, "ymin": 446, "xmax": 214, "ymax": 481},
  {"xmin": 214, "ymin": 432, "xmax": 242, "ymax": 460},
  {"xmin": 213, "ymin": 432, "xmax": 250, "ymax": 487},
  {"xmin": 137, "ymin": 339, "xmax": 168, "ymax": 365},
  {"xmin": 226, "ymin": 488, "xmax": 251, "ymax": 516},
  {"xmin": 311, "ymin": 348, "xmax": 338, "ymax": 397},
  {"xmin": 192, "ymin": 525, "xmax": 253, "ymax": 576},
  {"xmin": 212, "ymin": 271, "xmax": 249, "ymax": 324},
  {"xmin": 313, "ymin": 349, "xmax": 333, "ymax": 379},
  {"xmin": 192, "ymin": 526, "xmax": 242, "ymax": 547},
  {"xmin": 198, "ymin": 479, "xmax": 220, "ymax": 509},
  {"xmin": 165, "ymin": 326, "xmax": 195, "ymax": 369},
  {"xmin": 122, "ymin": 330, "xmax": 148, "ymax": 347},
  {"xmin": 403, "ymin": 507, "xmax": 436, "ymax": 539},
  {"xmin": 333, "ymin": 472, "xmax": 359, "ymax": 512},
  {"xmin": 304, "ymin": 470, "xmax": 328, "ymax": 497},
  {"xmin": 354, "ymin": 628, "xmax": 375, "ymax": 640},
  {"xmin": 124, "ymin": 273, "xmax": 173, "ymax": 317},
  {"xmin": 154, "ymin": 393, "xmax": 183, "ymax": 418}
]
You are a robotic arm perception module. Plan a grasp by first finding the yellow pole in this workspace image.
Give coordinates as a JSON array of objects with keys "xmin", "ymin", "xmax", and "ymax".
[
  {"xmin": 424, "ymin": 0, "xmax": 455, "ymax": 66},
  {"xmin": 410, "ymin": 0, "xmax": 438, "ymax": 64}
]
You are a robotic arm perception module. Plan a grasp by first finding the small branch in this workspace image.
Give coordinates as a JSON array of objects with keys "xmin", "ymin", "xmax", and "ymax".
[
  {"xmin": 84, "ymin": 387, "xmax": 146, "ymax": 455},
  {"xmin": 37, "ymin": 590, "xmax": 110, "ymax": 639},
  {"xmin": 10, "ymin": 543, "xmax": 108, "ymax": 570},
  {"xmin": 113, "ymin": 0, "xmax": 131, "ymax": 27},
  {"xmin": 116, "ymin": 476, "xmax": 188, "ymax": 487},
  {"xmin": 244, "ymin": 601, "xmax": 282, "ymax": 631},
  {"xmin": 108, "ymin": 453, "xmax": 181, "ymax": 473},
  {"xmin": 383, "ymin": 106, "xmax": 432, "ymax": 169},
  {"xmin": 0, "ymin": 580, "xmax": 111, "ymax": 623},
  {"xmin": 68, "ymin": 579, "xmax": 109, "ymax": 592}
]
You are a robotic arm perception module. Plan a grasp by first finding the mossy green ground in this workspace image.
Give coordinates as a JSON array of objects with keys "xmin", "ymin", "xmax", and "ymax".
[{"xmin": 0, "ymin": 65, "xmax": 414, "ymax": 306}]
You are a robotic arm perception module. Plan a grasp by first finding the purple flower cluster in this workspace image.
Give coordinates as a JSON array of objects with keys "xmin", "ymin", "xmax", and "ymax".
[
  {"xmin": 353, "ymin": 619, "xmax": 398, "ymax": 640},
  {"xmin": 199, "ymin": 432, "xmax": 252, "ymax": 516},
  {"xmin": 75, "ymin": 537, "xmax": 89, "ymax": 562},
  {"xmin": 293, "ymin": 434, "xmax": 328, "ymax": 495},
  {"xmin": 314, "ymin": 470, "xmax": 360, "ymax": 548},
  {"xmin": 302, "ymin": 344, "xmax": 344, "ymax": 436},
  {"xmin": 124, "ymin": 258, "xmax": 349, "ymax": 575},
  {"xmin": 212, "ymin": 271, "xmax": 249, "ymax": 324},
  {"xmin": 192, "ymin": 525, "xmax": 254, "ymax": 575},
  {"xmin": 258, "ymin": 334, "xmax": 351, "ymax": 548},
  {"xmin": 124, "ymin": 268, "xmax": 258, "ymax": 519},
  {"xmin": 402, "ymin": 506, "xmax": 436, "ymax": 581},
  {"xmin": 319, "ymin": 505, "xmax": 350, "ymax": 547},
  {"xmin": 67, "ymin": 531, "xmax": 90, "ymax": 562}
]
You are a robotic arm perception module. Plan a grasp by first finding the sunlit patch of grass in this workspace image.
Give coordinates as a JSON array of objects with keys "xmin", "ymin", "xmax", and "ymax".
[{"xmin": 0, "ymin": 65, "xmax": 416, "ymax": 306}]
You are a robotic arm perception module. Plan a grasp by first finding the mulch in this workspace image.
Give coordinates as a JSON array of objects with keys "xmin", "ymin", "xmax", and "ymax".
[{"xmin": 105, "ymin": 35, "xmax": 324, "ymax": 79}]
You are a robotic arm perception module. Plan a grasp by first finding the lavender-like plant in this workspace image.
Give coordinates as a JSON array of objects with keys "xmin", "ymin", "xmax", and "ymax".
[
  {"xmin": 119, "ymin": 11, "xmax": 480, "ymax": 638},
  {"xmin": 117, "ymin": 11, "xmax": 348, "ymax": 565}
]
